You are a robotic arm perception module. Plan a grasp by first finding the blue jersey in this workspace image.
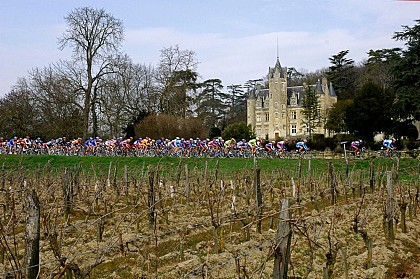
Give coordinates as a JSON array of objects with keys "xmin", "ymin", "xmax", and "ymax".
[
  {"xmin": 6, "ymin": 139, "xmax": 15, "ymax": 146},
  {"xmin": 383, "ymin": 139, "xmax": 394, "ymax": 148},
  {"xmin": 296, "ymin": 142, "xmax": 308, "ymax": 151}
]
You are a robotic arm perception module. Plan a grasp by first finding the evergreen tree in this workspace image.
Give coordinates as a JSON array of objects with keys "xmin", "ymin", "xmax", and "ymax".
[
  {"xmin": 325, "ymin": 99, "xmax": 353, "ymax": 134},
  {"xmin": 226, "ymin": 84, "xmax": 247, "ymax": 124},
  {"xmin": 196, "ymin": 79, "xmax": 228, "ymax": 129},
  {"xmin": 287, "ymin": 67, "xmax": 305, "ymax": 86},
  {"xmin": 365, "ymin": 48, "xmax": 401, "ymax": 90},
  {"xmin": 301, "ymin": 85, "xmax": 321, "ymax": 138},
  {"xmin": 392, "ymin": 19, "xmax": 420, "ymax": 121},
  {"xmin": 327, "ymin": 50, "xmax": 356, "ymax": 100},
  {"xmin": 346, "ymin": 81, "xmax": 393, "ymax": 141}
]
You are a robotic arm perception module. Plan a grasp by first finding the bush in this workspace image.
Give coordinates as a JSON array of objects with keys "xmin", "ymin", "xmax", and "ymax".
[
  {"xmin": 402, "ymin": 139, "xmax": 420, "ymax": 150},
  {"xmin": 209, "ymin": 127, "xmax": 221, "ymax": 139},
  {"xmin": 308, "ymin": 135, "xmax": 336, "ymax": 151},
  {"xmin": 222, "ymin": 122, "xmax": 255, "ymax": 141},
  {"xmin": 134, "ymin": 114, "xmax": 208, "ymax": 139}
]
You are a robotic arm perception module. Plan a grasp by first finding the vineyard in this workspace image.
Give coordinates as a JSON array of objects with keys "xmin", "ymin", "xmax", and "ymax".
[{"xmin": 0, "ymin": 155, "xmax": 419, "ymax": 278}]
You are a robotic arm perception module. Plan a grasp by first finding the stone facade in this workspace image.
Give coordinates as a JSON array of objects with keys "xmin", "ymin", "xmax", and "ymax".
[{"xmin": 247, "ymin": 58, "xmax": 337, "ymax": 140}]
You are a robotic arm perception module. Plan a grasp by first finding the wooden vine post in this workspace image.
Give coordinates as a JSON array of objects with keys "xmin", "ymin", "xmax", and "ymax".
[
  {"xmin": 148, "ymin": 167, "xmax": 156, "ymax": 228},
  {"xmin": 185, "ymin": 164, "xmax": 190, "ymax": 202},
  {"xmin": 124, "ymin": 164, "xmax": 129, "ymax": 199},
  {"xmin": 386, "ymin": 171, "xmax": 394, "ymax": 243},
  {"xmin": 273, "ymin": 198, "xmax": 292, "ymax": 279},
  {"xmin": 255, "ymin": 168, "xmax": 263, "ymax": 234},
  {"xmin": 369, "ymin": 160, "xmax": 375, "ymax": 193},
  {"xmin": 329, "ymin": 162, "xmax": 336, "ymax": 205},
  {"xmin": 1, "ymin": 162, "xmax": 5, "ymax": 191},
  {"xmin": 25, "ymin": 189, "xmax": 40, "ymax": 279},
  {"xmin": 62, "ymin": 168, "xmax": 73, "ymax": 225}
]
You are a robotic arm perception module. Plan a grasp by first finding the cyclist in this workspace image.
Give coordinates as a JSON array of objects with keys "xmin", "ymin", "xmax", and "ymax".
[
  {"xmin": 224, "ymin": 138, "xmax": 236, "ymax": 154},
  {"xmin": 208, "ymin": 138, "xmax": 222, "ymax": 154},
  {"xmin": 71, "ymin": 138, "xmax": 82, "ymax": 155},
  {"xmin": 276, "ymin": 139, "xmax": 288, "ymax": 153},
  {"xmin": 351, "ymin": 139, "xmax": 363, "ymax": 157},
  {"xmin": 171, "ymin": 137, "xmax": 183, "ymax": 155},
  {"xmin": 199, "ymin": 138, "xmax": 208, "ymax": 156},
  {"xmin": 265, "ymin": 140, "xmax": 276, "ymax": 154},
  {"xmin": 382, "ymin": 138, "xmax": 396, "ymax": 155},
  {"xmin": 0, "ymin": 137, "xmax": 5, "ymax": 153},
  {"xmin": 296, "ymin": 139, "xmax": 309, "ymax": 153},
  {"xmin": 236, "ymin": 139, "xmax": 247, "ymax": 153},
  {"xmin": 247, "ymin": 138, "xmax": 258, "ymax": 154},
  {"xmin": 120, "ymin": 137, "xmax": 132, "ymax": 153},
  {"xmin": 6, "ymin": 136, "xmax": 17, "ymax": 154}
]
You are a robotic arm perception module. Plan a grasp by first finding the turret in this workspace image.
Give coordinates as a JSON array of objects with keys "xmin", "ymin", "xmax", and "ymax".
[{"xmin": 247, "ymin": 89, "xmax": 257, "ymax": 130}]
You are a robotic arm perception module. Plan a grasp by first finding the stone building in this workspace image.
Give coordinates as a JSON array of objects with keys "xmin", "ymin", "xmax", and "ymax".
[{"xmin": 247, "ymin": 58, "xmax": 337, "ymax": 140}]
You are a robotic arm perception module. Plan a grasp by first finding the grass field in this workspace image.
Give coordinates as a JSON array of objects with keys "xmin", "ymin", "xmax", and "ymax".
[
  {"xmin": 0, "ymin": 154, "xmax": 419, "ymax": 185},
  {"xmin": 1, "ymin": 154, "xmax": 418, "ymax": 175}
]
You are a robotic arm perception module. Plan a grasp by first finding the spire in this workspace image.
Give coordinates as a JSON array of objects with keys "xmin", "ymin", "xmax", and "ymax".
[
  {"xmin": 329, "ymin": 82, "xmax": 337, "ymax": 97},
  {"xmin": 274, "ymin": 57, "xmax": 284, "ymax": 78},
  {"xmin": 314, "ymin": 79, "xmax": 324, "ymax": 94}
]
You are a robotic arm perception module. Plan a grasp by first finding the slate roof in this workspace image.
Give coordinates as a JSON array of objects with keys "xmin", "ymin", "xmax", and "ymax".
[
  {"xmin": 314, "ymin": 79, "xmax": 324, "ymax": 94},
  {"xmin": 329, "ymin": 82, "xmax": 336, "ymax": 97},
  {"xmin": 248, "ymin": 89, "xmax": 257, "ymax": 100},
  {"xmin": 287, "ymin": 86, "xmax": 304, "ymax": 105},
  {"xmin": 255, "ymin": 89, "xmax": 269, "ymax": 98}
]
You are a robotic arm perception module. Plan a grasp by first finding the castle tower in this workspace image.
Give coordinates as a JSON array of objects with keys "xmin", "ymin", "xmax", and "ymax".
[
  {"xmin": 268, "ymin": 58, "xmax": 287, "ymax": 139},
  {"xmin": 247, "ymin": 89, "xmax": 256, "ymax": 131}
]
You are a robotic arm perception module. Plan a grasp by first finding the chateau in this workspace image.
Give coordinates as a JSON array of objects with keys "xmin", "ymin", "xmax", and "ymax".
[{"xmin": 247, "ymin": 58, "xmax": 337, "ymax": 140}]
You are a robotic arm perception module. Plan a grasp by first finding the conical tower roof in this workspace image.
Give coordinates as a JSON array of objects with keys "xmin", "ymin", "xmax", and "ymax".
[
  {"xmin": 248, "ymin": 89, "xmax": 257, "ymax": 100},
  {"xmin": 274, "ymin": 57, "xmax": 285, "ymax": 78},
  {"xmin": 329, "ymin": 82, "xmax": 337, "ymax": 97},
  {"xmin": 314, "ymin": 79, "xmax": 324, "ymax": 94}
]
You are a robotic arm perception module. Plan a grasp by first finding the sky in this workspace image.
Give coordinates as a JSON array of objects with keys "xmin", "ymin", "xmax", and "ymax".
[{"xmin": 0, "ymin": 0, "xmax": 419, "ymax": 96}]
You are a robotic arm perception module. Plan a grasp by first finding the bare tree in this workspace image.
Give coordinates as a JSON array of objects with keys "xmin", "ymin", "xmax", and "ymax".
[
  {"xmin": 29, "ymin": 65, "xmax": 84, "ymax": 139},
  {"xmin": 0, "ymin": 80, "xmax": 38, "ymax": 139},
  {"xmin": 155, "ymin": 45, "xmax": 199, "ymax": 117},
  {"xmin": 58, "ymin": 7, "xmax": 124, "ymax": 138},
  {"xmin": 98, "ymin": 54, "xmax": 157, "ymax": 137}
]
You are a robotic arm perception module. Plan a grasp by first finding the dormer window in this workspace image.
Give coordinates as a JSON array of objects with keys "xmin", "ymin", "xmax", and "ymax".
[{"xmin": 290, "ymin": 92, "xmax": 297, "ymax": 106}]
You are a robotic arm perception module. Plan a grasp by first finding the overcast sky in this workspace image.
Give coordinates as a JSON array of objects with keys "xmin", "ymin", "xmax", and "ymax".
[{"xmin": 0, "ymin": 0, "xmax": 419, "ymax": 96}]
